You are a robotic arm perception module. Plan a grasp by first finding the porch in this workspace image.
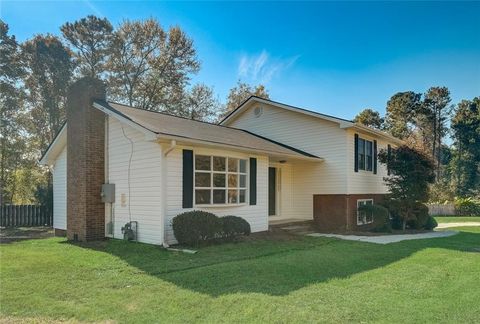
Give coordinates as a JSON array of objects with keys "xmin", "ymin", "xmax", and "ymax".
[{"xmin": 266, "ymin": 156, "xmax": 323, "ymax": 226}]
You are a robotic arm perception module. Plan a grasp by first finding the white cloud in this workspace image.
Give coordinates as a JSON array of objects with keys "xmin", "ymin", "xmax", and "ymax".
[{"xmin": 238, "ymin": 50, "xmax": 299, "ymax": 84}]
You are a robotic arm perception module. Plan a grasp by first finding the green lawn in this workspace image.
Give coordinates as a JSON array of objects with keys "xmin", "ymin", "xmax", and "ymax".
[
  {"xmin": 1, "ymin": 228, "xmax": 480, "ymax": 323},
  {"xmin": 434, "ymin": 216, "xmax": 480, "ymax": 223}
]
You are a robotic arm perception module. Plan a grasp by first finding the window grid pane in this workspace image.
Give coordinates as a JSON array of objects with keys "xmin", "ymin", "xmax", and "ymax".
[
  {"xmin": 195, "ymin": 155, "xmax": 211, "ymax": 171},
  {"xmin": 213, "ymin": 156, "xmax": 226, "ymax": 171},
  {"xmin": 195, "ymin": 172, "xmax": 211, "ymax": 187},
  {"xmin": 228, "ymin": 190, "xmax": 238, "ymax": 203},
  {"xmin": 195, "ymin": 189, "xmax": 211, "ymax": 204},
  {"xmin": 213, "ymin": 189, "xmax": 226, "ymax": 204},
  {"xmin": 213, "ymin": 174, "xmax": 226, "ymax": 188}
]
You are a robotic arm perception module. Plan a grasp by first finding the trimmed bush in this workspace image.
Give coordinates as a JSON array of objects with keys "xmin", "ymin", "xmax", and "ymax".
[
  {"xmin": 424, "ymin": 216, "xmax": 438, "ymax": 230},
  {"xmin": 172, "ymin": 212, "xmax": 251, "ymax": 246},
  {"xmin": 408, "ymin": 203, "xmax": 430, "ymax": 229},
  {"xmin": 220, "ymin": 216, "xmax": 251, "ymax": 240},
  {"xmin": 385, "ymin": 200, "xmax": 434, "ymax": 230},
  {"xmin": 358, "ymin": 203, "xmax": 391, "ymax": 233},
  {"xmin": 172, "ymin": 210, "xmax": 222, "ymax": 246}
]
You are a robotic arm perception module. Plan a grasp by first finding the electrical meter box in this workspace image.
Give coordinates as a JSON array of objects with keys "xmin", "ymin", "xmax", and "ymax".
[{"xmin": 101, "ymin": 184, "xmax": 115, "ymax": 203}]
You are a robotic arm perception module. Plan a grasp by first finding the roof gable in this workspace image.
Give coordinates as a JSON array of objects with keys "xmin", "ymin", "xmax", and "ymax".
[
  {"xmin": 39, "ymin": 122, "xmax": 67, "ymax": 166},
  {"xmin": 220, "ymin": 96, "xmax": 353, "ymax": 127},
  {"xmin": 220, "ymin": 96, "xmax": 403, "ymax": 145}
]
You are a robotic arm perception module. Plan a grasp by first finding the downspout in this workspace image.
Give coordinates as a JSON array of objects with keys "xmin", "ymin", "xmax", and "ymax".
[
  {"xmin": 164, "ymin": 140, "xmax": 177, "ymax": 156},
  {"xmin": 105, "ymin": 116, "xmax": 114, "ymax": 238},
  {"xmin": 162, "ymin": 140, "xmax": 176, "ymax": 248}
]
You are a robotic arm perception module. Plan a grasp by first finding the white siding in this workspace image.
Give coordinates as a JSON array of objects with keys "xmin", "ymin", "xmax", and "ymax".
[
  {"xmin": 277, "ymin": 163, "xmax": 294, "ymax": 219},
  {"xmin": 52, "ymin": 146, "xmax": 67, "ymax": 230},
  {"xmin": 164, "ymin": 146, "xmax": 268, "ymax": 244},
  {"xmin": 229, "ymin": 102, "xmax": 349, "ymax": 219},
  {"xmin": 107, "ymin": 118, "xmax": 164, "ymax": 245},
  {"xmin": 346, "ymin": 129, "xmax": 391, "ymax": 194}
]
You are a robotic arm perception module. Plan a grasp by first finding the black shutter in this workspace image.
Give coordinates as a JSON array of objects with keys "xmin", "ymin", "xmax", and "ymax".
[
  {"xmin": 373, "ymin": 140, "xmax": 378, "ymax": 174},
  {"xmin": 249, "ymin": 158, "xmax": 257, "ymax": 205},
  {"xmin": 182, "ymin": 150, "xmax": 193, "ymax": 208},
  {"xmin": 354, "ymin": 134, "xmax": 359, "ymax": 172},
  {"xmin": 387, "ymin": 144, "xmax": 392, "ymax": 176}
]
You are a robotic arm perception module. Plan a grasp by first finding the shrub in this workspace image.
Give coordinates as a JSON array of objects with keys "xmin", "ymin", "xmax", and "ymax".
[
  {"xmin": 385, "ymin": 200, "xmax": 432, "ymax": 230},
  {"xmin": 220, "ymin": 216, "xmax": 251, "ymax": 241},
  {"xmin": 407, "ymin": 203, "xmax": 430, "ymax": 229},
  {"xmin": 424, "ymin": 216, "xmax": 438, "ymax": 230},
  {"xmin": 358, "ymin": 203, "xmax": 391, "ymax": 233},
  {"xmin": 172, "ymin": 210, "xmax": 222, "ymax": 246},
  {"xmin": 454, "ymin": 197, "xmax": 480, "ymax": 216}
]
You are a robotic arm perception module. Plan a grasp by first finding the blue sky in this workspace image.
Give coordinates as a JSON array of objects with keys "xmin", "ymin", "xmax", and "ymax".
[{"xmin": 1, "ymin": 1, "xmax": 479, "ymax": 120}]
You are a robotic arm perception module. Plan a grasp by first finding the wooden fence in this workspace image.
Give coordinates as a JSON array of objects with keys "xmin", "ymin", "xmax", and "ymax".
[
  {"xmin": 0, "ymin": 205, "xmax": 53, "ymax": 227},
  {"xmin": 427, "ymin": 203, "xmax": 456, "ymax": 216}
]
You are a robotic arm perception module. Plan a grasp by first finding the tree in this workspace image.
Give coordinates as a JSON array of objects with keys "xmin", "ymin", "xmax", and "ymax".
[
  {"xmin": 176, "ymin": 84, "xmax": 222, "ymax": 122},
  {"xmin": 384, "ymin": 91, "xmax": 421, "ymax": 139},
  {"xmin": 450, "ymin": 97, "xmax": 480, "ymax": 196},
  {"xmin": 61, "ymin": 15, "xmax": 113, "ymax": 78},
  {"xmin": 0, "ymin": 20, "xmax": 26, "ymax": 205},
  {"xmin": 21, "ymin": 34, "xmax": 74, "ymax": 151},
  {"xmin": 6, "ymin": 166, "xmax": 48, "ymax": 204},
  {"xmin": 224, "ymin": 80, "xmax": 269, "ymax": 115},
  {"xmin": 378, "ymin": 145, "xmax": 435, "ymax": 230},
  {"xmin": 353, "ymin": 108, "xmax": 384, "ymax": 129},
  {"xmin": 420, "ymin": 87, "xmax": 452, "ymax": 179},
  {"xmin": 107, "ymin": 19, "xmax": 200, "ymax": 112}
]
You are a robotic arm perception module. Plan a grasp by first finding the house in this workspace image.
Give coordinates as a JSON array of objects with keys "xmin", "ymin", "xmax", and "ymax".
[{"xmin": 40, "ymin": 78, "xmax": 402, "ymax": 245}]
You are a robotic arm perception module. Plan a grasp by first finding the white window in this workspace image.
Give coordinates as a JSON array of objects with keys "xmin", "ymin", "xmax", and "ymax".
[
  {"xmin": 194, "ymin": 155, "xmax": 247, "ymax": 206},
  {"xmin": 357, "ymin": 138, "xmax": 373, "ymax": 171},
  {"xmin": 357, "ymin": 199, "xmax": 374, "ymax": 225}
]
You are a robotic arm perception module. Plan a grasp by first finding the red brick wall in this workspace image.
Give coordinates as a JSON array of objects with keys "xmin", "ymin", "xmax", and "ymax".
[
  {"xmin": 66, "ymin": 77, "xmax": 106, "ymax": 241},
  {"xmin": 313, "ymin": 194, "xmax": 387, "ymax": 232},
  {"xmin": 347, "ymin": 194, "xmax": 386, "ymax": 231},
  {"xmin": 54, "ymin": 228, "xmax": 67, "ymax": 237},
  {"xmin": 313, "ymin": 195, "xmax": 349, "ymax": 232}
]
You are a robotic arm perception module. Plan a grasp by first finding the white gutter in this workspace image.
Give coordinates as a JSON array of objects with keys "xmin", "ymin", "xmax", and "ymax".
[{"xmin": 163, "ymin": 140, "xmax": 177, "ymax": 156}]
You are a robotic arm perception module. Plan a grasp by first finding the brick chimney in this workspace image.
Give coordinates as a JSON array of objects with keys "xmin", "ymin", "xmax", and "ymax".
[{"xmin": 66, "ymin": 77, "xmax": 106, "ymax": 241}]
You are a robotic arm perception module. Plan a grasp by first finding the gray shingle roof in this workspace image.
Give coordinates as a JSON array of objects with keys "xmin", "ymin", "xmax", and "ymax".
[{"xmin": 97, "ymin": 101, "xmax": 321, "ymax": 160}]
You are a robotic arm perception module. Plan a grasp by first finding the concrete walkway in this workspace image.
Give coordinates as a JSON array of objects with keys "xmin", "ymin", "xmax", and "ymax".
[
  {"xmin": 307, "ymin": 230, "xmax": 459, "ymax": 244},
  {"xmin": 436, "ymin": 222, "xmax": 480, "ymax": 229}
]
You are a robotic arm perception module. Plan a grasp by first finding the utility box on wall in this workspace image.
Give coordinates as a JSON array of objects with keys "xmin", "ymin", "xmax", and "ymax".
[{"xmin": 101, "ymin": 184, "xmax": 115, "ymax": 203}]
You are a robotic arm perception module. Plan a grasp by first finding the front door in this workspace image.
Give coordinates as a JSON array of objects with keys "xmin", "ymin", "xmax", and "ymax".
[{"xmin": 268, "ymin": 167, "xmax": 276, "ymax": 216}]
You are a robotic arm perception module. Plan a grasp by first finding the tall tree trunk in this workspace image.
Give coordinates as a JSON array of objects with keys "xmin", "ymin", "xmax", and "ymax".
[{"xmin": 0, "ymin": 136, "xmax": 6, "ymax": 206}]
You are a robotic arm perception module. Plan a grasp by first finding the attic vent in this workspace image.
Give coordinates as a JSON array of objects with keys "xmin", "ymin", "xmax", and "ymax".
[{"xmin": 254, "ymin": 106, "xmax": 263, "ymax": 118}]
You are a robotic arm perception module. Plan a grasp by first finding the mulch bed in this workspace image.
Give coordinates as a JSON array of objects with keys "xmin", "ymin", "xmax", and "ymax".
[{"xmin": 0, "ymin": 227, "xmax": 53, "ymax": 244}]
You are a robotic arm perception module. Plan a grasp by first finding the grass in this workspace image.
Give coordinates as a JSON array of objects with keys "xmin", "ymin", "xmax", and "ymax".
[
  {"xmin": 434, "ymin": 216, "xmax": 480, "ymax": 223},
  {"xmin": 1, "ymin": 228, "xmax": 480, "ymax": 323}
]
